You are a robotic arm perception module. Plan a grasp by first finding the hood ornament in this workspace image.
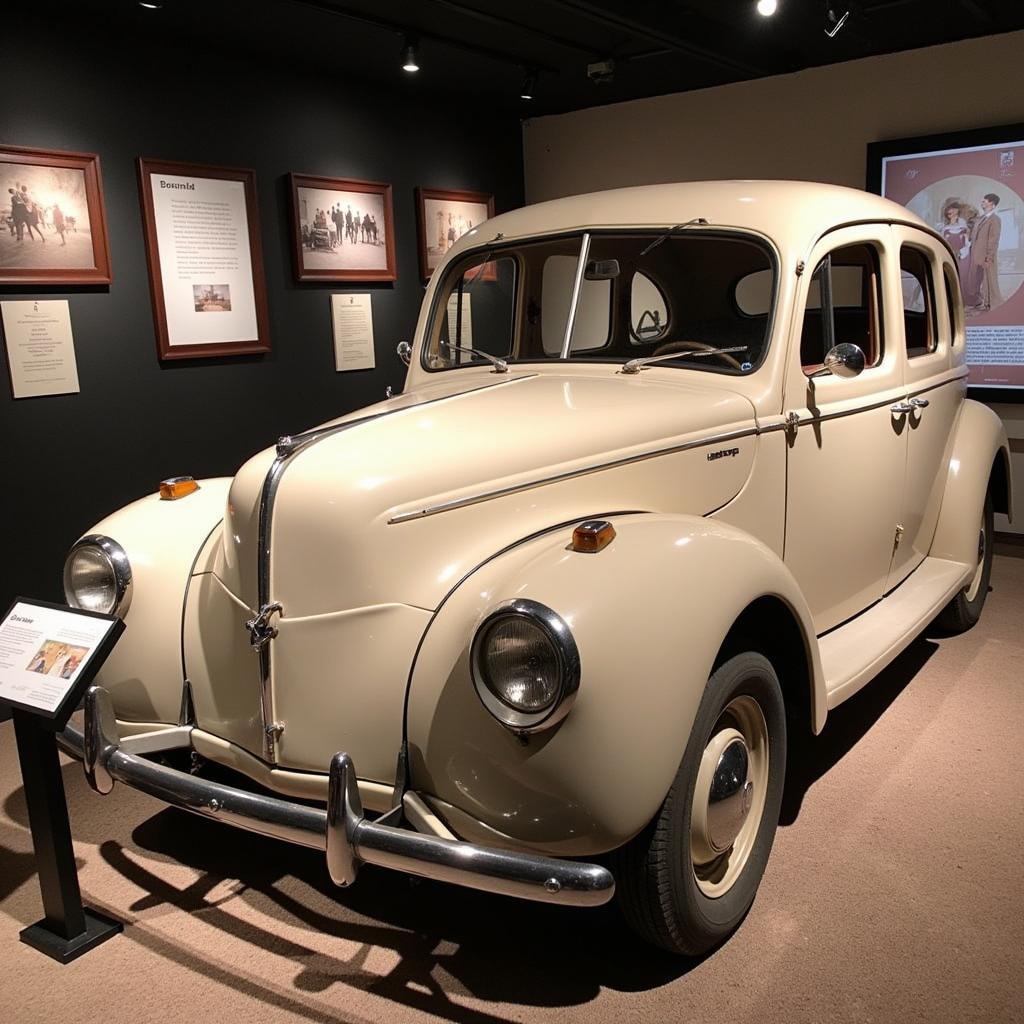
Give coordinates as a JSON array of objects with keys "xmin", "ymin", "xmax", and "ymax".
[{"xmin": 245, "ymin": 602, "xmax": 283, "ymax": 650}]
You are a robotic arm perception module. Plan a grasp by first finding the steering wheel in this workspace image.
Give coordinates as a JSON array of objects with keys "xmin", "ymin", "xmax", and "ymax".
[{"xmin": 651, "ymin": 339, "xmax": 744, "ymax": 371}]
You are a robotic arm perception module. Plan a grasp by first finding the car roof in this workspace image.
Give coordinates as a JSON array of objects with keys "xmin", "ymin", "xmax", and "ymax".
[{"xmin": 453, "ymin": 180, "xmax": 932, "ymax": 257}]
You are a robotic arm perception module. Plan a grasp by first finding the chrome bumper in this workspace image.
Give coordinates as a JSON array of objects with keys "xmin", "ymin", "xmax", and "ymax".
[{"xmin": 58, "ymin": 686, "xmax": 614, "ymax": 908}]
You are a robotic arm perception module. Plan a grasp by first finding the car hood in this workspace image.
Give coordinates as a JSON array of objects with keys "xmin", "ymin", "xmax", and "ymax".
[{"xmin": 218, "ymin": 369, "xmax": 758, "ymax": 617}]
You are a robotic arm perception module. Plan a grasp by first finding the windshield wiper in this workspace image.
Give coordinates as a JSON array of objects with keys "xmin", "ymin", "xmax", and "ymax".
[
  {"xmin": 439, "ymin": 340, "xmax": 509, "ymax": 373},
  {"xmin": 637, "ymin": 217, "xmax": 709, "ymax": 258},
  {"xmin": 621, "ymin": 346, "xmax": 748, "ymax": 375}
]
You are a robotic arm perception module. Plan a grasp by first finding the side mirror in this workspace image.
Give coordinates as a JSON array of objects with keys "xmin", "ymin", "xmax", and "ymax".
[
  {"xmin": 396, "ymin": 341, "xmax": 412, "ymax": 366},
  {"xmin": 811, "ymin": 342, "xmax": 865, "ymax": 380}
]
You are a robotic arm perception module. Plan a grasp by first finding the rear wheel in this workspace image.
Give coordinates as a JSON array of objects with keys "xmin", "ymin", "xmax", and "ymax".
[
  {"xmin": 614, "ymin": 652, "xmax": 786, "ymax": 955},
  {"xmin": 936, "ymin": 491, "xmax": 994, "ymax": 634}
]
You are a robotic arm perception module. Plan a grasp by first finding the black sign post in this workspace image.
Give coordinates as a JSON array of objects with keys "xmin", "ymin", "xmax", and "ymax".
[
  {"xmin": 0, "ymin": 598, "xmax": 125, "ymax": 963},
  {"xmin": 13, "ymin": 710, "xmax": 123, "ymax": 961}
]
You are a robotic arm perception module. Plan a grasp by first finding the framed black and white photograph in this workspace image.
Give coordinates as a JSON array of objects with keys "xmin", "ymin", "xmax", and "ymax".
[
  {"xmin": 416, "ymin": 186, "xmax": 495, "ymax": 280},
  {"xmin": 137, "ymin": 157, "xmax": 271, "ymax": 360},
  {"xmin": 868, "ymin": 122, "xmax": 1024, "ymax": 399},
  {"xmin": 289, "ymin": 173, "xmax": 396, "ymax": 283},
  {"xmin": 0, "ymin": 145, "xmax": 112, "ymax": 287}
]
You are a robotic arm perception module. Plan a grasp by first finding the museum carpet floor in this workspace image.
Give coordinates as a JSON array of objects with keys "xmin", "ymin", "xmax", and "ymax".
[{"xmin": 2, "ymin": 552, "xmax": 1023, "ymax": 1024}]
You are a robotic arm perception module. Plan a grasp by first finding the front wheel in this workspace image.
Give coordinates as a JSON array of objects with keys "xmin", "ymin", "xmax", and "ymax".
[{"xmin": 614, "ymin": 652, "xmax": 786, "ymax": 955}]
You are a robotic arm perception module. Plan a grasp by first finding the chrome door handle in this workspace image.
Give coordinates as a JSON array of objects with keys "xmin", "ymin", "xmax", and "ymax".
[
  {"xmin": 909, "ymin": 397, "xmax": 929, "ymax": 409},
  {"xmin": 890, "ymin": 401, "xmax": 914, "ymax": 415}
]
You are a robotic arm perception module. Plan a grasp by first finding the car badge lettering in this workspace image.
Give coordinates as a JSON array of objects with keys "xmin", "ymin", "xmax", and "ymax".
[{"xmin": 707, "ymin": 447, "xmax": 740, "ymax": 462}]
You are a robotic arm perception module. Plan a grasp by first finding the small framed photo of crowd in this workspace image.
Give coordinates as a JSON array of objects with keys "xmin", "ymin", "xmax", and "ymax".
[
  {"xmin": 416, "ymin": 187, "xmax": 495, "ymax": 281},
  {"xmin": 0, "ymin": 145, "xmax": 112, "ymax": 286},
  {"xmin": 137, "ymin": 157, "xmax": 271, "ymax": 360},
  {"xmin": 289, "ymin": 173, "xmax": 396, "ymax": 283},
  {"xmin": 868, "ymin": 122, "xmax": 1024, "ymax": 400}
]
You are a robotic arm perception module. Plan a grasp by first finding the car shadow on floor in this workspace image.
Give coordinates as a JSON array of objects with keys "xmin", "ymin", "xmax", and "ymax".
[
  {"xmin": 92, "ymin": 809, "xmax": 702, "ymax": 1019},
  {"xmin": 779, "ymin": 636, "xmax": 937, "ymax": 826}
]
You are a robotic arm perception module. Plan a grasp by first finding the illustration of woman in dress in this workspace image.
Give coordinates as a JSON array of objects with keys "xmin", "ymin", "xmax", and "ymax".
[{"xmin": 938, "ymin": 199, "xmax": 972, "ymax": 296}]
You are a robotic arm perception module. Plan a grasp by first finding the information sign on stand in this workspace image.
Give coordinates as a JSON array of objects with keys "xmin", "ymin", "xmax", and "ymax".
[{"xmin": 0, "ymin": 598, "xmax": 125, "ymax": 963}]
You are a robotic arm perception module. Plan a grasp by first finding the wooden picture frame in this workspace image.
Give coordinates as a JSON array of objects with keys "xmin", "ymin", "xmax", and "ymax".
[
  {"xmin": 137, "ymin": 157, "xmax": 270, "ymax": 360},
  {"xmin": 416, "ymin": 187, "xmax": 495, "ymax": 281},
  {"xmin": 0, "ymin": 145, "xmax": 112, "ymax": 286},
  {"xmin": 867, "ymin": 122, "xmax": 1024, "ymax": 403},
  {"xmin": 289, "ymin": 173, "xmax": 396, "ymax": 283}
]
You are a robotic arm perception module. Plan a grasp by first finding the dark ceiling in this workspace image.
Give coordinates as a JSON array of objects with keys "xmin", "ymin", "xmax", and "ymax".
[{"xmin": 54, "ymin": 0, "xmax": 1024, "ymax": 117}]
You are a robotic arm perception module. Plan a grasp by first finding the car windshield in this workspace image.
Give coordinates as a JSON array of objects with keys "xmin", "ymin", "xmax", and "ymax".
[{"xmin": 423, "ymin": 230, "xmax": 776, "ymax": 375}]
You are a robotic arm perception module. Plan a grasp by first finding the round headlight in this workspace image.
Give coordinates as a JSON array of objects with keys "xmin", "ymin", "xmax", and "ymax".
[
  {"xmin": 63, "ymin": 535, "xmax": 132, "ymax": 617},
  {"xmin": 471, "ymin": 599, "xmax": 580, "ymax": 733}
]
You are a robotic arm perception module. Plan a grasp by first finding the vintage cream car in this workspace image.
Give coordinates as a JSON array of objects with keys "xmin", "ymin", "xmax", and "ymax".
[{"xmin": 60, "ymin": 181, "xmax": 1012, "ymax": 955}]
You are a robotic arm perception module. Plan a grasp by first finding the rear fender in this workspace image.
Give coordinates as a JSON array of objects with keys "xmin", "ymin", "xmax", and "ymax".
[
  {"xmin": 931, "ymin": 399, "xmax": 1012, "ymax": 565},
  {"xmin": 405, "ymin": 512, "xmax": 823, "ymax": 856}
]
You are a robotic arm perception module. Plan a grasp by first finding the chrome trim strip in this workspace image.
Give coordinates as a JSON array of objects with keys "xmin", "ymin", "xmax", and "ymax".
[
  {"xmin": 388, "ymin": 371, "xmax": 966, "ymax": 525},
  {"xmin": 560, "ymin": 232, "xmax": 591, "ymax": 359},
  {"xmin": 68, "ymin": 686, "xmax": 614, "ymax": 908},
  {"xmin": 785, "ymin": 370, "xmax": 967, "ymax": 431},
  {"xmin": 389, "ymin": 425, "xmax": 759, "ymax": 524},
  {"xmin": 253, "ymin": 375, "xmax": 539, "ymax": 761}
]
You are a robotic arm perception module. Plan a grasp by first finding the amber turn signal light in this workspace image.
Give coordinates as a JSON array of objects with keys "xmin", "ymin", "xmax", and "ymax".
[
  {"xmin": 159, "ymin": 476, "xmax": 200, "ymax": 501},
  {"xmin": 571, "ymin": 520, "xmax": 616, "ymax": 553}
]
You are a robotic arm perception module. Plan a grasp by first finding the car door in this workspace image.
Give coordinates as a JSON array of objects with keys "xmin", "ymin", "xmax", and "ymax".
[
  {"xmin": 783, "ymin": 225, "xmax": 908, "ymax": 634},
  {"xmin": 885, "ymin": 230, "xmax": 967, "ymax": 591}
]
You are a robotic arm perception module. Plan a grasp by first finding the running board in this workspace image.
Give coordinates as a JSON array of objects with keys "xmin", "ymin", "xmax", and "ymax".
[{"xmin": 820, "ymin": 557, "xmax": 973, "ymax": 710}]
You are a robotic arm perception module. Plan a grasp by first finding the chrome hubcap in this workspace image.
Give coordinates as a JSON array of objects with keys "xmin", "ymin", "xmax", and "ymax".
[{"xmin": 690, "ymin": 696, "xmax": 769, "ymax": 898}]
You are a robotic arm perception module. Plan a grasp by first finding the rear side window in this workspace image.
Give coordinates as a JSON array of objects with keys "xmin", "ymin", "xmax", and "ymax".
[
  {"xmin": 800, "ymin": 243, "xmax": 884, "ymax": 375},
  {"xmin": 900, "ymin": 246, "xmax": 938, "ymax": 358}
]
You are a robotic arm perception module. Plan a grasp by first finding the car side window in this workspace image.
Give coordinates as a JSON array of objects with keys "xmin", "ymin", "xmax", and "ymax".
[
  {"xmin": 900, "ymin": 246, "xmax": 938, "ymax": 358},
  {"xmin": 801, "ymin": 243, "xmax": 884, "ymax": 376}
]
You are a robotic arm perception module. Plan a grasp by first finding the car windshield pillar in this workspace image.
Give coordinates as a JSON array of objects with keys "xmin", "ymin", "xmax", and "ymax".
[{"xmin": 560, "ymin": 232, "xmax": 592, "ymax": 359}]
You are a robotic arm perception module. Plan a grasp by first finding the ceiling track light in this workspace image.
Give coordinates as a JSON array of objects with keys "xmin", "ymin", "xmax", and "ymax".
[
  {"xmin": 401, "ymin": 36, "xmax": 419, "ymax": 73},
  {"xmin": 520, "ymin": 71, "xmax": 537, "ymax": 101},
  {"xmin": 138, "ymin": 0, "xmax": 164, "ymax": 8},
  {"xmin": 756, "ymin": 0, "xmax": 778, "ymax": 16},
  {"xmin": 824, "ymin": 4, "xmax": 849, "ymax": 37}
]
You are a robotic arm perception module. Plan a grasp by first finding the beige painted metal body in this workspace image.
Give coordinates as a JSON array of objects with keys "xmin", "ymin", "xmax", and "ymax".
[{"xmin": 74, "ymin": 181, "xmax": 1011, "ymax": 859}]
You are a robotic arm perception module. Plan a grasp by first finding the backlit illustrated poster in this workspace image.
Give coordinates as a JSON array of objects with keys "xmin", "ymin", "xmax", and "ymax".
[
  {"xmin": 138, "ymin": 158, "xmax": 270, "ymax": 360},
  {"xmin": 870, "ymin": 125, "xmax": 1024, "ymax": 392}
]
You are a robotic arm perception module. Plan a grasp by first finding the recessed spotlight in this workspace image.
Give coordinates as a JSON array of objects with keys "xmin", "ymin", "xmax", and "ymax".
[
  {"xmin": 401, "ymin": 37, "xmax": 420, "ymax": 73},
  {"xmin": 520, "ymin": 72, "xmax": 537, "ymax": 101},
  {"xmin": 756, "ymin": 0, "xmax": 777, "ymax": 16}
]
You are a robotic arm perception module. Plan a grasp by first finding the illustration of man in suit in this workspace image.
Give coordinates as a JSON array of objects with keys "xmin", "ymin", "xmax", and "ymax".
[{"xmin": 966, "ymin": 193, "xmax": 1002, "ymax": 313}]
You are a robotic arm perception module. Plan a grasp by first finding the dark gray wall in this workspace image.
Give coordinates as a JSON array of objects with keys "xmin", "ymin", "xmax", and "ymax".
[{"xmin": 0, "ymin": 19, "xmax": 524, "ymax": 604}]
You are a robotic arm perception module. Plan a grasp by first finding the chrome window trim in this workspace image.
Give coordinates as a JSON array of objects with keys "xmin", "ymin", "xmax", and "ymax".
[
  {"xmin": 63, "ymin": 534, "xmax": 133, "ymax": 618},
  {"xmin": 470, "ymin": 599, "xmax": 581, "ymax": 734}
]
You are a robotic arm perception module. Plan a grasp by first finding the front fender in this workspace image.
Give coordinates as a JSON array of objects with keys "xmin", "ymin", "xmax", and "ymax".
[
  {"xmin": 79, "ymin": 478, "xmax": 232, "ymax": 725},
  {"xmin": 405, "ymin": 512, "xmax": 822, "ymax": 857},
  {"xmin": 931, "ymin": 399, "xmax": 1012, "ymax": 565}
]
